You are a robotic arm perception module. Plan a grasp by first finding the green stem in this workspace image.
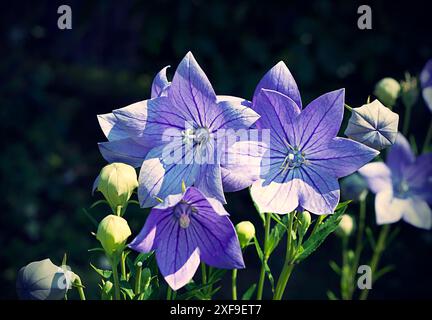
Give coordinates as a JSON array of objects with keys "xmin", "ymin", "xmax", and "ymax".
[
  {"xmin": 201, "ymin": 262, "xmax": 207, "ymax": 285},
  {"xmin": 121, "ymin": 252, "xmax": 127, "ymax": 280},
  {"xmin": 310, "ymin": 214, "xmax": 326, "ymax": 235},
  {"xmin": 232, "ymin": 269, "xmax": 238, "ymax": 300},
  {"xmin": 349, "ymin": 196, "xmax": 367, "ymax": 299},
  {"xmin": 402, "ymin": 106, "xmax": 412, "ymax": 136},
  {"xmin": 423, "ymin": 120, "xmax": 432, "ymax": 153},
  {"xmin": 340, "ymin": 236, "xmax": 350, "ymax": 300},
  {"xmin": 359, "ymin": 224, "xmax": 390, "ymax": 300},
  {"xmin": 273, "ymin": 212, "xmax": 295, "ymax": 300},
  {"xmin": 256, "ymin": 212, "xmax": 271, "ymax": 300},
  {"xmin": 166, "ymin": 286, "xmax": 172, "ymax": 300},
  {"xmin": 134, "ymin": 262, "xmax": 142, "ymax": 295},
  {"xmin": 110, "ymin": 258, "xmax": 121, "ymax": 300},
  {"xmin": 73, "ymin": 277, "xmax": 86, "ymax": 301}
]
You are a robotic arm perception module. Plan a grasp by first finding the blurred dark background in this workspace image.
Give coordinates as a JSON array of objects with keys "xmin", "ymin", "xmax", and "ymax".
[{"xmin": 1, "ymin": 0, "xmax": 431, "ymax": 299}]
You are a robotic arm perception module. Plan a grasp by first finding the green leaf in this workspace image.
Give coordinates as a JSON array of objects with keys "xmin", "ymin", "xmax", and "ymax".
[
  {"xmin": 88, "ymin": 247, "xmax": 105, "ymax": 253},
  {"xmin": 90, "ymin": 263, "xmax": 112, "ymax": 279},
  {"xmin": 329, "ymin": 260, "xmax": 341, "ymax": 275},
  {"xmin": 327, "ymin": 290, "xmax": 339, "ymax": 300},
  {"xmin": 134, "ymin": 252, "xmax": 154, "ymax": 265},
  {"xmin": 295, "ymin": 204, "xmax": 347, "ymax": 263},
  {"xmin": 250, "ymin": 188, "xmax": 265, "ymax": 225},
  {"xmin": 241, "ymin": 284, "xmax": 257, "ymax": 300},
  {"xmin": 253, "ymin": 236, "xmax": 275, "ymax": 292},
  {"xmin": 374, "ymin": 265, "xmax": 395, "ymax": 282},
  {"xmin": 267, "ymin": 215, "xmax": 289, "ymax": 256},
  {"xmin": 120, "ymin": 280, "xmax": 135, "ymax": 300}
]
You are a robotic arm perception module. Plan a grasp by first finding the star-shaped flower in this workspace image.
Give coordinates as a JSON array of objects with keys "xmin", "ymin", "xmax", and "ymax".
[
  {"xmin": 359, "ymin": 134, "xmax": 432, "ymax": 229},
  {"xmin": 250, "ymin": 62, "xmax": 379, "ymax": 215},
  {"xmin": 128, "ymin": 187, "xmax": 244, "ymax": 290},
  {"xmin": 97, "ymin": 52, "xmax": 260, "ymax": 207}
]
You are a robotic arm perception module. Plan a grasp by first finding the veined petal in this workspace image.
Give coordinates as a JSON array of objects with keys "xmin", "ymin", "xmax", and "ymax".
[
  {"xmin": 216, "ymin": 95, "xmax": 252, "ymax": 107},
  {"xmin": 358, "ymin": 162, "xmax": 393, "ymax": 194},
  {"xmin": 155, "ymin": 219, "xmax": 201, "ymax": 290},
  {"xmin": 97, "ymin": 113, "xmax": 129, "ymax": 141},
  {"xmin": 297, "ymin": 166, "xmax": 340, "ymax": 215},
  {"xmin": 128, "ymin": 207, "xmax": 173, "ymax": 252},
  {"xmin": 250, "ymin": 169, "xmax": 300, "ymax": 215},
  {"xmin": 220, "ymin": 140, "xmax": 268, "ymax": 192},
  {"xmin": 195, "ymin": 163, "xmax": 226, "ymax": 204},
  {"xmin": 138, "ymin": 145, "xmax": 198, "ymax": 208},
  {"xmin": 98, "ymin": 138, "xmax": 151, "ymax": 168},
  {"xmin": 208, "ymin": 99, "xmax": 259, "ymax": 131},
  {"xmin": 190, "ymin": 207, "xmax": 244, "ymax": 269},
  {"xmin": 151, "ymin": 66, "xmax": 170, "ymax": 98},
  {"xmin": 307, "ymin": 137, "xmax": 379, "ymax": 178},
  {"xmin": 113, "ymin": 97, "xmax": 186, "ymax": 149},
  {"xmin": 253, "ymin": 61, "xmax": 302, "ymax": 108},
  {"xmin": 296, "ymin": 89, "xmax": 345, "ymax": 152},
  {"xmin": 253, "ymin": 89, "xmax": 300, "ymax": 149},
  {"xmin": 387, "ymin": 133, "xmax": 415, "ymax": 177},
  {"xmin": 169, "ymin": 52, "xmax": 217, "ymax": 127}
]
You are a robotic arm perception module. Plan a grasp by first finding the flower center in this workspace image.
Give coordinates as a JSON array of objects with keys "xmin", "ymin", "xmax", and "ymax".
[
  {"xmin": 281, "ymin": 148, "xmax": 306, "ymax": 172},
  {"xmin": 181, "ymin": 127, "xmax": 211, "ymax": 146},
  {"xmin": 173, "ymin": 202, "xmax": 195, "ymax": 229},
  {"xmin": 395, "ymin": 180, "xmax": 410, "ymax": 198}
]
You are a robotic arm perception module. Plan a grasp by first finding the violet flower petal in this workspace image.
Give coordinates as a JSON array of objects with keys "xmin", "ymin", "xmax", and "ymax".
[
  {"xmin": 151, "ymin": 66, "xmax": 170, "ymax": 98},
  {"xmin": 358, "ymin": 162, "xmax": 393, "ymax": 194},
  {"xmin": 295, "ymin": 89, "xmax": 345, "ymax": 152},
  {"xmin": 386, "ymin": 133, "xmax": 415, "ymax": 178},
  {"xmin": 307, "ymin": 137, "xmax": 379, "ymax": 178},
  {"xmin": 98, "ymin": 138, "xmax": 151, "ymax": 168},
  {"xmin": 253, "ymin": 61, "xmax": 302, "ymax": 109}
]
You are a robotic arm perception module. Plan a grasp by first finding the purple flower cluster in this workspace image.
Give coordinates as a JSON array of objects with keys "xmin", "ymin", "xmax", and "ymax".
[{"xmin": 97, "ymin": 52, "xmax": 380, "ymax": 289}]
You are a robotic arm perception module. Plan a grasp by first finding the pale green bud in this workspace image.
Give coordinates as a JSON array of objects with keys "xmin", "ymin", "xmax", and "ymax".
[
  {"xmin": 97, "ymin": 163, "xmax": 138, "ymax": 213},
  {"xmin": 336, "ymin": 214, "xmax": 355, "ymax": 237},
  {"xmin": 96, "ymin": 214, "xmax": 131, "ymax": 258},
  {"xmin": 401, "ymin": 73, "xmax": 419, "ymax": 109},
  {"xmin": 235, "ymin": 221, "xmax": 255, "ymax": 248},
  {"xmin": 374, "ymin": 77, "xmax": 401, "ymax": 107},
  {"xmin": 298, "ymin": 211, "xmax": 312, "ymax": 239}
]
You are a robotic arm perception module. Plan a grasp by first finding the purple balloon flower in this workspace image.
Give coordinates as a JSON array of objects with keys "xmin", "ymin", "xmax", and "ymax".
[
  {"xmin": 359, "ymin": 134, "xmax": 432, "ymax": 229},
  {"xmin": 420, "ymin": 59, "xmax": 432, "ymax": 112},
  {"xmin": 249, "ymin": 62, "xmax": 379, "ymax": 215},
  {"xmin": 97, "ymin": 52, "xmax": 260, "ymax": 207},
  {"xmin": 129, "ymin": 187, "xmax": 244, "ymax": 290}
]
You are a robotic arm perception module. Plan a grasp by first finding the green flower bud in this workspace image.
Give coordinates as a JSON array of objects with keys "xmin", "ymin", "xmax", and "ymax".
[
  {"xmin": 96, "ymin": 214, "xmax": 131, "ymax": 258},
  {"xmin": 101, "ymin": 280, "xmax": 113, "ymax": 300},
  {"xmin": 401, "ymin": 73, "xmax": 419, "ymax": 109},
  {"xmin": 374, "ymin": 77, "xmax": 401, "ymax": 107},
  {"xmin": 235, "ymin": 221, "xmax": 255, "ymax": 248},
  {"xmin": 97, "ymin": 163, "xmax": 138, "ymax": 213},
  {"xmin": 298, "ymin": 211, "xmax": 312, "ymax": 239},
  {"xmin": 336, "ymin": 214, "xmax": 355, "ymax": 237}
]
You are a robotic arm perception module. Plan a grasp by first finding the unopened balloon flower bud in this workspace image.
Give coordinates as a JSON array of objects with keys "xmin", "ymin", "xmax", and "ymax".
[
  {"xmin": 373, "ymin": 77, "xmax": 401, "ymax": 107},
  {"xmin": 235, "ymin": 221, "xmax": 255, "ymax": 248},
  {"xmin": 336, "ymin": 214, "xmax": 355, "ymax": 237},
  {"xmin": 344, "ymin": 99, "xmax": 398, "ymax": 150},
  {"xmin": 401, "ymin": 73, "xmax": 419, "ymax": 109},
  {"xmin": 16, "ymin": 259, "xmax": 75, "ymax": 300},
  {"xmin": 96, "ymin": 214, "xmax": 131, "ymax": 259},
  {"xmin": 97, "ymin": 163, "xmax": 138, "ymax": 213},
  {"xmin": 298, "ymin": 211, "xmax": 312, "ymax": 239}
]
